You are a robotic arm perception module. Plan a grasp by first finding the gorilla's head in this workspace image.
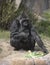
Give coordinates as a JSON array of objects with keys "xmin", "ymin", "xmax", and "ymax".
[{"xmin": 16, "ymin": 12, "xmax": 32, "ymax": 30}]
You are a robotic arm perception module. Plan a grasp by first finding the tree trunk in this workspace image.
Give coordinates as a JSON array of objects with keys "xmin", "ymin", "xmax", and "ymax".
[{"xmin": 16, "ymin": 0, "xmax": 50, "ymax": 15}]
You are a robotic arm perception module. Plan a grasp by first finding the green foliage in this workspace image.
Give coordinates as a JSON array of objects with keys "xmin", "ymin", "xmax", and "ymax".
[
  {"xmin": 0, "ymin": 48, "xmax": 2, "ymax": 53},
  {"xmin": 1, "ymin": 2, "xmax": 15, "ymax": 22},
  {"xmin": 0, "ymin": 29, "xmax": 10, "ymax": 39},
  {"xmin": 25, "ymin": 51, "xmax": 44, "ymax": 58},
  {"xmin": 35, "ymin": 10, "xmax": 50, "ymax": 37},
  {"xmin": 0, "ymin": 1, "xmax": 16, "ymax": 29},
  {"xmin": 43, "ymin": 10, "xmax": 50, "ymax": 21},
  {"xmin": 0, "ymin": 0, "xmax": 37, "ymax": 29}
]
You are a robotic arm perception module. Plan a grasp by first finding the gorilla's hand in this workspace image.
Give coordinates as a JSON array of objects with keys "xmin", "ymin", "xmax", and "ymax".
[{"xmin": 41, "ymin": 46, "xmax": 48, "ymax": 54}]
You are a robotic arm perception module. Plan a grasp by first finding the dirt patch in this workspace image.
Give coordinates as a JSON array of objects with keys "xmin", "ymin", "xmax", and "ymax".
[{"xmin": 0, "ymin": 38, "xmax": 50, "ymax": 61}]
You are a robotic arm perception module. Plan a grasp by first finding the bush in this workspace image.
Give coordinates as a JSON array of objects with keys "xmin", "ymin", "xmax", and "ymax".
[
  {"xmin": 0, "ymin": 0, "xmax": 16, "ymax": 30},
  {"xmin": 42, "ymin": 10, "xmax": 50, "ymax": 21},
  {"xmin": 0, "ymin": 0, "xmax": 37, "ymax": 30},
  {"xmin": 35, "ymin": 10, "xmax": 50, "ymax": 37}
]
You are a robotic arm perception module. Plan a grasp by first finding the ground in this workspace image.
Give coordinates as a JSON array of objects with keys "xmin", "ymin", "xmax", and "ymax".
[
  {"xmin": 0, "ymin": 30, "xmax": 50, "ymax": 61},
  {"xmin": 0, "ymin": 34, "xmax": 50, "ymax": 61}
]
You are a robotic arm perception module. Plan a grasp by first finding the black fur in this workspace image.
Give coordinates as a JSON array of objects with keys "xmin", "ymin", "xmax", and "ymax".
[{"xmin": 10, "ymin": 13, "xmax": 48, "ymax": 53}]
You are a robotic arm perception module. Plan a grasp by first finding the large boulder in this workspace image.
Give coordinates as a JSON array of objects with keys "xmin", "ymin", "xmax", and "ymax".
[
  {"xmin": 0, "ymin": 40, "xmax": 50, "ymax": 65},
  {"xmin": 0, "ymin": 53, "xmax": 50, "ymax": 65},
  {"xmin": 0, "ymin": 41, "xmax": 13, "ymax": 60}
]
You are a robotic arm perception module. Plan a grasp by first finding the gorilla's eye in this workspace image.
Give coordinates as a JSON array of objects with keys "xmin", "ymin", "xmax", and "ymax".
[
  {"xmin": 22, "ymin": 20, "xmax": 29, "ymax": 27},
  {"xmin": 23, "ymin": 21, "xmax": 28, "ymax": 26}
]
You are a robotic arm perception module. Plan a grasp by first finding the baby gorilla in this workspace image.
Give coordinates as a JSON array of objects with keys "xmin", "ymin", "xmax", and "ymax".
[{"xmin": 10, "ymin": 13, "xmax": 48, "ymax": 53}]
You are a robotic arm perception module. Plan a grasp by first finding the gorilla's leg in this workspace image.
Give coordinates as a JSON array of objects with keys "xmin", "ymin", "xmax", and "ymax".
[
  {"xmin": 10, "ymin": 38, "xmax": 21, "ymax": 50},
  {"xmin": 31, "ymin": 27, "xmax": 48, "ymax": 53},
  {"xmin": 25, "ymin": 40, "xmax": 35, "ymax": 51},
  {"xmin": 29, "ymin": 40, "xmax": 35, "ymax": 51},
  {"xmin": 29, "ymin": 43, "xmax": 35, "ymax": 51}
]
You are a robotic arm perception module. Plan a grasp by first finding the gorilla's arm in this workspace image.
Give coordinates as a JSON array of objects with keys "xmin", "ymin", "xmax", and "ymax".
[
  {"xmin": 10, "ymin": 19, "xmax": 23, "ymax": 49},
  {"xmin": 31, "ymin": 27, "xmax": 48, "ymax": 53},
  {"xmin": 10, "ymin": 19, "xmax": 26, "ymax": 40},
  {"xmin": 10, "ymin": 19, "xmax": 20, "ymax": 38}
]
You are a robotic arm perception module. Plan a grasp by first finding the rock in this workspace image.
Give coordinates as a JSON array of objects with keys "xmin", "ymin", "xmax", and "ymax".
[
  {"xmin": 34, "ymin": 58, "xmax": 47, "ymax": 65},
  {"xmin": 0, "ymin": 40, "xmax": 50, "ymax": 65},
  {"xmin": 0, "ymin": 41, "xmax": 14, "ymax": 59},
  {"xmin": 42, "ymin": 53, "xmax": 50, "ymax": 65},
  {"xmin": 0, "ymin": 53, "xmax": 49, "ymax": 65}
]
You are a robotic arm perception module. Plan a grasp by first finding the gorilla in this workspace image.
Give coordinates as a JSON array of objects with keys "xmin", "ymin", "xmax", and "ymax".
[{"xmin": 10, "ymin": 12, "xmax": 48, "ymax": 53}]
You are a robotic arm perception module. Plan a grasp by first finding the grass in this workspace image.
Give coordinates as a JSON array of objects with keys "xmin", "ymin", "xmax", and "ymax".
[
  {"xmin": 0, "ymin": 29, "xmax": 50, "ymax": 39},
  {"xmin": 25, "ymin": 51, "xmax": 45, "ymax": 58},
  {"xmin": 0, "ymin": 30, "xmax": 10, "ymax": 39}
]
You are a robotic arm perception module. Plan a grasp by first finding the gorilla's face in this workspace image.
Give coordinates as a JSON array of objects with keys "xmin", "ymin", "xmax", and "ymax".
[
  {"xmin": 19, "ymin": 19, "xmax": 30, "ymax": 30},
  {"xmin": 17, "ymin": 19, "xmax": 31, "ymax": 40}
]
